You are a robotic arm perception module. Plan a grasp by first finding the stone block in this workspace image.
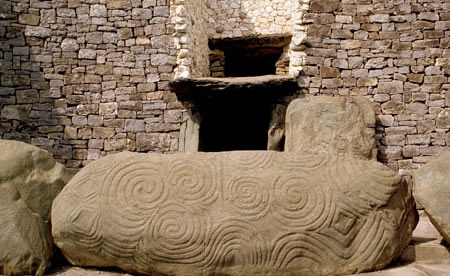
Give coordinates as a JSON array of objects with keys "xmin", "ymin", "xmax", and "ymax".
[
  {"xmin": 16, "ymin": 89, "xmax": 39, "ymax": 103},
  {"xmin": 124, "ymin": 119, "xmax": 145, "ymax": 132},
  {"xmin": 1, "ymin": 105, "xmax": 31, "ymax": 120},
  {"xmin": 118, "ymin": 28, "xmax": 133, "ymax": 40},
  {"xmin": 377, "ymin": 115, "xmax": 394, "ymax": 126},
  {"xmin": 369, "ymin": 14, "xmax": 389, "ymax": 23},
  {"xmin": 309, "ymin": 0, "xmax": 340, "ymax": 12},
  {"xmin": 136, "ymin": 133, "xmax": 171, "ymax": 151},
  {"xmin": 90, "ymin": 4, "xmax": 106, "ymax": 17},
  {"xmin": 18, "ymin": 14, "xmax": 40, "ymax": 25},
  {"xmin": 285, "ymin": 96, "xmax": 376, "ymax": 160},
  {"xmin": 1, "ymin": 74, "xmax": 31, "ymax": 86},
  {"xmin": 78, "ymin": 49, "xmax": 97, "ymax": 60},
  {"xmin": 320, "ymin": 67, "xmax": 340, "ymax": 78},
  {"xmin": 52, "ymin": 151, "xmax": 416, "ymax": 276},
  {"xmin": 406, "ymin": 103, "xmax": 428, "ymax": 115},
  {"xmin": 377, "ymin": 81, "xmax": 403, "ymax": 94},
  {"xmin": 92, "ymin": 127, "xmax": 115, "ymax": 139},
  {"xmin": 107, "ymin": 0, "xmax": 131, "ymax": 9},
  {"xmin": 61, "ymin": 38, "xmax": 79, "ymax": 51},
  {"xmin": 99, "ymin": 103, "xmax": 119, "ymax": 116},
  {"xmin": 132, "ymin": 8, "xmax": 153, "ymax": 20},
  {"xmin": 381, "ymin": 101, "xmax": 405, "ymax": 115},
  {"xmin": 436, "ymin": 109, "xmax": 450, "ymax": 129},
  {"xmin": 24, "ymin": 26, "xmax": 51, "ymax": 38},
  {"xmin": 357, "ymin": 78, "xmax": 378, "ymax": 87}
]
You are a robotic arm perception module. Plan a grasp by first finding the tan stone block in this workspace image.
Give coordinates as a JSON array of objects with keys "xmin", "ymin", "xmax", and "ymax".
[
  {"xmin": 18, "ymin": 14, "xmax": 40, "ymax": 25},
  {"xmin": 381, "ymin": 101, "xmax": 405, "ymax": 115},
  {"xmin": 64, "ymin": 126, "xmax": 78, "ymax": 139},
  {"xmin": 118, "ymin": 28, "xmax": 133, "ymax": 40},
  {"xmin": 319, "ymin": 67, "xmax": 340, "ymax": 78},
  {"xmin": 357, "ymin": 77, "xmax": 378, "ymax": 87},
  {"xmin": 106, "ymin": 0, "xmax": 131, "ymax": 9},
  {"xmin": 92, "ymin": 127, "xmax": 116, "ymax": 139},
  {"xmin": 309, "ymin": 0, "xmax": 340, "ymax": 12}
]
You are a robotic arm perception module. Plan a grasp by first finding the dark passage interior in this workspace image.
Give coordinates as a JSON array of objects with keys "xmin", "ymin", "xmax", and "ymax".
[
  {"xmin": 224, "ymin": 48, "xmax": 283, "ymax": 77},
  {"xmin": 198, "ymin": 93, "xmax": 273, "ymax": 152},
  {"xmin": 209, "ymin": 36, "xmax": 291, "ymax": 78}
]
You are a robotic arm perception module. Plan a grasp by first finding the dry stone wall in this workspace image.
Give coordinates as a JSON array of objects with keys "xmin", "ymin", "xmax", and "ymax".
[
  {"xmin": 0, "ymin": 0, "xmax": 449, "ymax": 174},
  {"xmin": 301, "ymin": 0, "xmax": 450, "ymax": 181},
  {"xmin": 0, "ymin": 0, "xmax": 182, "ymax": 168}
]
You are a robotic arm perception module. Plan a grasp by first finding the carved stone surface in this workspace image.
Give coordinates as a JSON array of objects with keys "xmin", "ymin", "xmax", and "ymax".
[
  {"xmin": 285, "ymin": 96, "xmax": 377, "ymax": 160},
  {"xmin": 0, "ymin": 140, "xmax": 74, "ymax": 276},
  {"xmin": 52, "ymin": 151, "xmax": 416, "ymax": 276},
  {"xmin": 414, "ymin": 151, "xmax": 450, "ymax": 244}
]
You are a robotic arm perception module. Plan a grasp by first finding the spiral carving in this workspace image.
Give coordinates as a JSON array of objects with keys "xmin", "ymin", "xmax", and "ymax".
[
  {"xmin": 138, "ymin": 202, "xmax": 209, "ymax": 266},
  {"xmin": 204, "ymin": 219, "xmax": 268, "ymax": 270},
  {"xmin": 272, "ymin": 174, "xmax": 331, "ymax": 230},
  {"xmin": 101, "ymin": 157, "xmax": 168, "ymax": 237},
  {"xmin": 234, "ymin": 151, "xmax": 275, "ymax": 169},
  {"xmin": 225, "ymin": 176, "xmax": 269, "ymax": 220},
  {"xmin": 168, "ymin": 158, "xmax": 219, "ymax": 205}
]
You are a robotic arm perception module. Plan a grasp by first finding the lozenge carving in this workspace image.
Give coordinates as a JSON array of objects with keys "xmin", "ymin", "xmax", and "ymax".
[{"xmin": 52, "ymin": 151, "xmax": 416, "ymax": 275}]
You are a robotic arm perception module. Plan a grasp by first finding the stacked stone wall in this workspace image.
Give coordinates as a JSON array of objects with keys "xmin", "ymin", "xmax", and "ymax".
[
  {"xmin": 302, "ymin": 0, "xmax": 450, "ymax": 180},
  {"xmin": 1, "ymin": 0, "xmax": 449, "ymax": 174},
  {"xmin": 205, "ymin": 0, "xmax": 297, "ymax": 38},
  {"xmin": 0, "ymin": 0, "xmax": 182, "ymax": 168},
  {"xmin": 171, "ymin": 0, "xmax": 210, "ymax": 79}
]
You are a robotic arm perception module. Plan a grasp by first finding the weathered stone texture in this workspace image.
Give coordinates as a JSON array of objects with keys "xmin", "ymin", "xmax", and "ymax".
[
  {"xmin": 285, "ymin": 96, "xmax": 376, "ymax": 160},
  {"xmin": 414, "ymin": 151, "xmax": 450, "ymax": 244},
  {"xmin": 302, "ymin": 0, "xmax": 450, "ymax": 179},
  {"xmin": 52, "ymin": 151, "xmax": 417, "ymax": 276},
  {"xmin": 0, "ymin": 0, "xmax": 180, "ymax": 168},
  {"xmin": 0, "ymin": 140, "xmax": 74, "ymax": 276}
]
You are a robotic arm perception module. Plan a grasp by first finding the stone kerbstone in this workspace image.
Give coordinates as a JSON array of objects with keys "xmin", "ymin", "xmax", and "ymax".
[
  {"xmin": 414, "ymin": 151, "xmax": 450, "ymax": 243},
  {"xmin": 285, "ymin": 96, "xmax": 377, "ymax": 160},
  {"xmin": 0, "ymin": 140, "xmax": 74, "ymax": 275},
  {"xmin": 52, "ymin": 151, "xmax": 416, "ymax": 276}
]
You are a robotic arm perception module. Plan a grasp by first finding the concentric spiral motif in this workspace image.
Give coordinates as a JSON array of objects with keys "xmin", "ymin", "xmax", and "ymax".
[
  {"xmin": 225, "ymin": 176, "xmax": 269, "ymax": 220},
  {"xmin": 234, "ymin": 151, "xmax": 275, "ymax": 169},
  {"xmin": 271, "ymin": 174, "xmax": 331, "ymax": 230},
  {"xmin": 101, "ymin": 156, "xmax": 168, "ymax": 237},
  {"xmin": 168, "ymin": 158, "xmax": 219, "ymax": 205},
  {"xmin": 137, "ymin": 202, "xmax": 209, "ymax": 266}
]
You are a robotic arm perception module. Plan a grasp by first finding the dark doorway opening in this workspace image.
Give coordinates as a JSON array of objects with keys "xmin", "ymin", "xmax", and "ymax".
[
  {"xmin": 198, "ymin": 93, "xmax": 273, "ymax": 152},
  {"xmin": 209, "ymin": 36, "xmax": 291, "ymax": 78},
  {"xmin": 224, "ymin": 48, "xmax": 283, "ymax": 77}
]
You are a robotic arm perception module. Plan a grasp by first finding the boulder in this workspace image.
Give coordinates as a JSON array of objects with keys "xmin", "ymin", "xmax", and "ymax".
[
  {"xmin": 414, "ymin": 151, "xmax": 450, "ymax": 243},
  {"xmin": 285, "ymin": 96, "xmax": 377, "ymax": 160},
  {"xmin": 52, "ymin": 151, "xmax": 417, "ymax": 276},
  {"xmin": 0, "ymin": 140, "xmax": 74, "ymax": 276}
]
